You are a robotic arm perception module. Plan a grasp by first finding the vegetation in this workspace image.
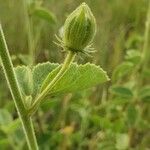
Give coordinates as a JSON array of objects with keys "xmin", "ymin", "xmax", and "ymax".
[{"xmin": 0, "ymin": 0, "xmax": 150, "ymax": 150}]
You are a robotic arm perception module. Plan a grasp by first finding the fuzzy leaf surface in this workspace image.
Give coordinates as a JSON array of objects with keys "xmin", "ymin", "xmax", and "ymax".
[
  {"xmin": 14, "ymin": 63, "xmax": 59, "ymax": 97},
  {"xmin": 15, "ymin": 66, "xmax": 33, "ymax": 96},
  {"xmin": 41, "ymin": 63, "xmax": 109, "ymax": 95},
  {"xmin": 32, "ymin": 62, "xmax": 59, "ymax": 97},
  {"xmin": 14, "ymin": 62, "xmax": 109, "ymax": 98}
]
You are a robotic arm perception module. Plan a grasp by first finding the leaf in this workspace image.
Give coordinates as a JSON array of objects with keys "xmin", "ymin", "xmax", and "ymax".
[
  {"xmin": 0, "ymin": 139, "xmax": 9, "ymax": 149},
  {"xmin": 112, "ymin": 62, "xmax": 134, "ymax": 82},
  {"xmin": 111, "ymin": 119, "xmax": 125, "ymax": 133},
  {"xmin": 14, "ymin": 62, "xmax": 109, "ymax": 99},
  {"xmin": 2, "ymin": 119, "xmax": 21, "ymax": 134},
  {"xmin": 14, "ymin": 62, "xmax": 59, "ymax": 98},
  {"xmin": 126, "ymin": 104, "xmax": 138, "ymax": 126},
  {"xmin": 110, "ymin": 86, "xmax": 133, "ymax": 98},
  {"xmin": 41, "ymin": 63, "xmax": 109, "ymax": 95},
  {"xmin": 116, "ymin": 134, "xmax": 129, "ymax": 150},
  {"xmin": 33, "ymin": 7, "xmax": 56, "ymax": 24},
  {"xmin": 142, "ymin": 68, "xmax": 150, "ymax": 78},
  {"xmin": 125, "ymin": 49, "xmax": 141, "ymax": 65},
  {"xmin": 138, "ymin": 86, "xmax": 150, "ymax": 102},
  {"xmin": 0, "ymin": 109, "xmax": 12, "ymax": 126},
  {"xmin": 32, "ymin": 62, "xmax": 59, "ymax": 97},
  {"xmin": 15, "ymin": 66, "xmax": 33, "ymax": 96},
  {"xmin": 98, "ymin": 140, "xmax": 116, "ymax": 150},
  {"xmin": 18, "ymin": 54, "xmax": 31, "ymax": 65},
  {"xmin": 110, "ymin": 97, "xmax": 130, "ymax": 106},
  {"xmin": 125, "ymin": 33, "xmax": 142, "ymax": 49}
]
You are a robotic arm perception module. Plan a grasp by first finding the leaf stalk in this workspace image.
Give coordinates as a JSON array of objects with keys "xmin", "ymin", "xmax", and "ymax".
[{"xmin": 29, "ymin": 51, "xmax": 76, "ymax": 115}]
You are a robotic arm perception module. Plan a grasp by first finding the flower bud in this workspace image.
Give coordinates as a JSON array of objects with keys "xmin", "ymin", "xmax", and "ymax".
[{"xmin": 62, "ymin": 3, "xmax": 96, "ymax": 53}]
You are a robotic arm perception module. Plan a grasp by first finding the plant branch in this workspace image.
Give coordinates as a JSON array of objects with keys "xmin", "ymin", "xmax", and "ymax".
[
  {"xmin": 29, "ymin": 51, "xmax": 76, "ymax": 115},
  {"xmin": 0, "ymin": 24, "xmax": 38, "ymax": 150}
]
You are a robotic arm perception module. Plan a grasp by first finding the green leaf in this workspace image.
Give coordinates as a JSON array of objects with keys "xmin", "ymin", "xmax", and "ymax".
[
  {"xmin": 125, "ymin": 33, "xmax": 142, "ymax": 49},
  {"xmin": 41, "ymin": 63, "xmax": 109, "ymax": 95},
  {"xmin": 142, "ymin": 68, "xmax": 150, "ymax": 78},
  {"xmin": 138, "ymin": 86, "xmax": 150, "ymax": 102},
  {"xmin": 2, "ymin": 119, "xmax": 21, "ymax": 134},
  {"xmin": 32, "ymin": 62, "xmax": 59, "ymax": 97},
  {"xmin": 0, "ymin": 139, "xmax": 9, "ymax": 149},
  {"xmin": 14, "ymin": 62, "xmax": 109, "ymax": 98},
  {"xmin": 110, "ymin": 86, "xmax": 133, "ymax": 98},
  {"xmin": 116, "ymin": 134, "xmax": 129, "ymax": 150},
  {"xmin": 98, "ymin": 140, "xmax": 116, "ymax": 150},
  {"xmin": 110, "ymin": 97, "xmax": 130, "ymax": 106},
  {"xmin": 0, "ymin": 109, "xmax": 12, "ymax": 126},
  {"xmin": 112, "ymin": 62, "xmax": 134, "ymax": 82},
  {"xmin": 126, "ymin": 104, "xmax": 138, "ymax": 126},
  {"xmin": 111, "ymin": 119, "xmax": 125, "ymax": 133},
  {"xmin": 18, "ymin": 54, "xmax": 31, "ymax": 65},
  {"xmin": 14, "ymin": 62, "xmax": 59, "ymax": 98},
  {"xmin": 125, "ymin": 49, "xmax": 141, "ymax": 65},
  {"xmin": 33, "ymin": 7, "xmax": 56, "ymax": 24},
  {"xmin": 15, "ymin": 66, "xmax": 33, "ymax": 96}
]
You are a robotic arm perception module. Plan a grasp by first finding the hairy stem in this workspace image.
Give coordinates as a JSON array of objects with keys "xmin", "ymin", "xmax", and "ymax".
[
  {"xmin": 29, "ymin": 51, "xmax": 76, "ymax": 115},
  {"xmin": 0, "ymin": 24, "xmax": 38, "ymax": 150}
]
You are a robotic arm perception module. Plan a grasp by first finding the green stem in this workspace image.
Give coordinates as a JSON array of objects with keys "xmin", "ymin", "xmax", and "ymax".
[
  {"xmin": 22, "ymin": 0, "xmax": 35, "ymax": 66},
  {"xmin": 142, "ymin": 1, "xmax": 150, "ymax": 69},
  {"xmin": 29, "ymin": 51, "xmax": 76, "ymax": 115},
  {"xmin": 0, "ymin": 24, "xmax": 38, "ymax": 150}
]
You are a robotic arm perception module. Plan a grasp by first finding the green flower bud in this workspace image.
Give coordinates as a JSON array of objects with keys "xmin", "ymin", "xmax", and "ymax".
[{"xmin": 55, "ymin": 3, "xmax": 96, "ymax": 54}]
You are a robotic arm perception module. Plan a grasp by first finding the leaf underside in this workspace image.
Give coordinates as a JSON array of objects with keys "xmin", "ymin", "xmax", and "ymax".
[
  {"xmin": 14, "ymin": 62, "xmax": 109, "ymax": 98},
  {"xmin": 41, "ymin": 63, "xmax": 109, "ymax": 95}
]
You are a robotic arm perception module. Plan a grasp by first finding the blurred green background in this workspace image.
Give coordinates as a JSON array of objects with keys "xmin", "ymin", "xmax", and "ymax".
[{"xmin": 0, "ymin": 0, "xmax": 150, "ymax": 149}]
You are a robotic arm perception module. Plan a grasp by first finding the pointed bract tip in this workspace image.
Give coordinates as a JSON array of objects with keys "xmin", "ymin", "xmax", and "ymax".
[{"xmin": 81, "ymin": 2, "xmax": 87, "ymax": 6}]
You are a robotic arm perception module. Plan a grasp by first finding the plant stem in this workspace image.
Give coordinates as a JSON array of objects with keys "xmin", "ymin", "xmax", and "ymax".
[
  {"xmin": 142, "ymin": 1, "xmax": 150, "ymax": 70},
  {"xmin": 22, "ymin": 0, "xmax": 35, "ymax": 66},
  {"xmin": 0, "ymin": 24, "xmax": 38, "ymax": 150},
  {"xmin": 29, "ymin": 51, "xmax": 76, "ymax": 115}
]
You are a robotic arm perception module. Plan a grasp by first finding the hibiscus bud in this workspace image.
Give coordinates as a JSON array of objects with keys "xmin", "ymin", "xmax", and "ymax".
[{"xmin": 63, "ymin": 2, "xmax": 96, "ymax": 53}]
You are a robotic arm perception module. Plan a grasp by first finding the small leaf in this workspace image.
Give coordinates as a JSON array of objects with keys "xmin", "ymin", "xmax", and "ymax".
[
  {"xmin": 142, "ymin": 68, "xmax": 150, "ymax": 78},
  {"xmin": 110, "ymin": 97, "xmax": 129, "ymax": 106},
  {"xmin": 111, "ymin": 119, "xmax": 125, "ymax": 133},
  {"xmin": 15, "ymin": 66, "xmax": 33, "ymax": 96},
  {"xmin": 125, "ymin": 49, "xmax": 141, "ymax": 64},
  {"xmin": 33, "ymin": 7, "xmax": 56, "ymax": 24},
  {"xmin": 41, "ymin": 63, "xmax": 109, "ymax": 95},
  {"xmin": 139, "ymin": 86, "xmax": 150, "ymax": 102},
  {"xmin": 18, "ymin": 54, "xmax": 31, "ymax": 65},
  {"xmin": 2, "ymin": 119, "xmax": 20, "ymax": 134},
  {"xmin": 126, "ymin": 104, "xmax": 138, "ymax": 126},
  {"xmin": 0, "ymin": 139, "xmax": 9, "ymax": 149},
  {"xmin": 116, "ymin": 134, "xmax": 129, "ymax": 150},
  {"xmin": 125, "ymin": 33, "xmax": 143, "ymax": 49},
  {"xmin": 0, "ymin": 109, "xmax": 12, "ymax": 126},
  {"xmin": 112, "ymin": 62, "xmax": 134, "ymax": 82},
  {"xmin": 98, "ymin": 140, "xmax": 116, "ymax": 150},
  {"xmin": 110, "ymin": 86, "xmax": 133, "ymax": 98},
  {"xmin": 32, "ymin": 62, "xmax": 59, "ymax": 97}
]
